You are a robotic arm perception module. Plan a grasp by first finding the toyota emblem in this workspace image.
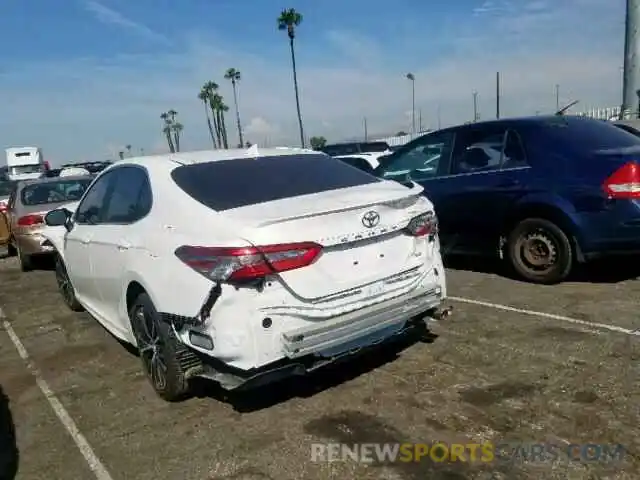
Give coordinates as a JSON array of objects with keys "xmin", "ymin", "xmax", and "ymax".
[{"xmin": 362, "ymin": 211, "xmax": 380, "ymax": 228}]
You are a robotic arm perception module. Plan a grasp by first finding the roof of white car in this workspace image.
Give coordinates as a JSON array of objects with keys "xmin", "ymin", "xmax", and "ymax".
[{"xmin": 112, "ymin": 146, "xmax": 320, "ymax": 169}]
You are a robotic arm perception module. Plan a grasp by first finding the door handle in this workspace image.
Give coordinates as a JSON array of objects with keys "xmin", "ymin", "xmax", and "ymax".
[
  {"xmin": 117, "ymin": 241, "xmax": 131, "ymax": 251},
  {"xmin": 80, "ymin": 237, "xmax": 90, "ymax": 245}
]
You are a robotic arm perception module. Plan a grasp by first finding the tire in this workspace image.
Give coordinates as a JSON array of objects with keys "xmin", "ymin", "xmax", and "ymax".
[
  {"xmin": 55, "ymin": 255, "xmax": 84, "ymax": 312},
  {"xmin": 7, "ymin": 242, "xmax": 16, "ymax": 257},
  {"xmin": 16, "ymin": 244, "xmax": 33, "ymax": 272},
  {"xmin": 506, "ymin": 217, "xmax": 573, "ymax": 284},
  {"xmin": 129, "ymin": 292, "xmax": 190, "ymax": 402}
]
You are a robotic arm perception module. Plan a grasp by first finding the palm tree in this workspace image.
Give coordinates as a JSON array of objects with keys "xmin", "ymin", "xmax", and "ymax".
[
  {"xmin": 278, "ymin": 8, "xmax": 305, "ymax": 148},
  {"xmin": 202, "ymin": 81, "xmax": 222, "ymax": 147},
  {"xmin": 198, "ymin": 88, "xmax": 217, "ymax": 148},
  {"xmin": 160, "ymin": 112, "xmax": 175, "ymax": 153},
  {"xmin": 211, "ymin": 94, "xmax": 230, "ymax": 149},
  {"xmin": 172, "ymin": 122, "xmax": 183, "ymax": 152},
  {"xmin": 224, "ymin": 68, "xmax": 244, "ymax": 147}
]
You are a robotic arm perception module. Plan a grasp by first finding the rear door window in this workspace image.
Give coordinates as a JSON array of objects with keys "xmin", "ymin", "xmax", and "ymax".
[
  {"xmin": 171, "ymin": 153, "xmax": 380, "ymax": 211},
  {"xmin": 501, "ymin": 130, "xmax": 529, "ymax": 168},
  {"xmin": 450, "ymin": 128, "xmax": 507, "ymax": 175},
  {"xmin": 103, "ymin": 167, "xmax": 152, "ymax": 223}
]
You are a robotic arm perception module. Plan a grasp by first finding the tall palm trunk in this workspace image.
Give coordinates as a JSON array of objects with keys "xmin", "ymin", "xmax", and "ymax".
[
  {"xmin": 211, "ymin": 102, "xmax": 223, "ymax": 148},
  {"xmin": 174, "ymin": 131, "xmax": 180, "ymax": 152},
  {"xmin": 164, "ymin": 128, "xmax": 175, "ymax": 153},
  {"xmin": 231, "ymin": 80, "xmax": 244, "ymax": 147},
  {"xmin": 203, "ymin": 101, "xmax": 217, "ymax": 148},
  {"xmin": 289, "ymin": 36, "xmax": 305, "ymax": 148},
  {"xmin": 220, "ymin": 111, "xmax": 229, "ymax": 149}
]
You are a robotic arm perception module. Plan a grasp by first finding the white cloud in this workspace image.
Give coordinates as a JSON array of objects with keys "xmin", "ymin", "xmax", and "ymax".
[
  {"xmin": 82, "ymin": 0, "xmax": 170, "ymax": 44},
  {"xmin": 244, "ymin": 117, "xmax": 280, "ymax": 144},
  {"xmin": 0, "ymin": 0, "xmax": 625, "ymax": 164}
]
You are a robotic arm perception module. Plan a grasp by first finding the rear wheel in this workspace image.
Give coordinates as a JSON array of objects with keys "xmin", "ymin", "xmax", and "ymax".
[
  {"xmin": 16, "ymin": 243, "xmax": 33, "ymax": 272},
  {"xmin": 55, "ymin": 255, "xmax": 84, "ymax": 311},
  {"xmin": 506, "ymin": 218, "xmax": 573, "ymax": 284},
  {"xmin": 129, "ymin": 293, "xmax": 190, "ymax": 402}
]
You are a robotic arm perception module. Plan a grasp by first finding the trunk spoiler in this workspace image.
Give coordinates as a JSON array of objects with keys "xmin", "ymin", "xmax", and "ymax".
[{"xmin": 226, "ymin": 181, "xmax": 425, "ymax": 228}]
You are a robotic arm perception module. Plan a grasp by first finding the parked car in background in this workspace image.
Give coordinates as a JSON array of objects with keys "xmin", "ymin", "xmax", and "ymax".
[
  {"xmin": 333, "ymin": 153, "xmax": 383, "ymax": 172},
  {"xmin": 320, "ymin": 141, "xmax": 391, "ymax": 157},
  {"xmin": 374, "ymin": 115, "xmax": 640, "ymax": 284},
  {"xmin": 43, "ymin": 148, "xmax": 447, "ymax": 401},
  {"xmin": 0, "ymin": 180, "xmax": 16, "ymax": 215},
  {"xmin": 61, "ymin": 161, "xmax": 112, "ymax": 175},
  {"xmin": 5, "ymin": 175, "xmax": 93, "ymax": 271}
]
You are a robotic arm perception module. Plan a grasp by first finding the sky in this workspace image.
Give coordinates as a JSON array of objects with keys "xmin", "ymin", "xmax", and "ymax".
[{"xmin": 0, "ymin": 0, "xmax": 626, "ymax": 165}]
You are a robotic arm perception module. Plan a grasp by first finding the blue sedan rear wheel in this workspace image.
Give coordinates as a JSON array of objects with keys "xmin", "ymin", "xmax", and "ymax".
[{"xmin": 507, "ymin": 218, "xmax": 573, "ymax": 284}]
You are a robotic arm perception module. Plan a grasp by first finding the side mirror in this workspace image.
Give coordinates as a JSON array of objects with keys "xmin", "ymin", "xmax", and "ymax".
[{"xmin": 45, "ymin": 208, "xmax": 72, "ymax": 231}]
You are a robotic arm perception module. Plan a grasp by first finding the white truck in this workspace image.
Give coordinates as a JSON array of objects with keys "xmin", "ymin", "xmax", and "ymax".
[{"xmin": 5, "ymin": 147, "xmax": 49, "ymax": 181}]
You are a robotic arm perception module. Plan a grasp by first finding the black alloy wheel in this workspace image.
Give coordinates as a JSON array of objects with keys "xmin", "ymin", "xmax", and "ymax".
[
  {"xmin": 129, "ymin": 293, "xmax": 189, "ymax": 402},
  {"xmin": 55, "ymin": 256, "xmax": 84, "ymax": 311}
]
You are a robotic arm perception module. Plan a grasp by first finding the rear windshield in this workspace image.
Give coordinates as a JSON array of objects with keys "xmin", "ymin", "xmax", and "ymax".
[
  {"xmin": 21, "ymin": 178, "xmax": 92, "ymax": 206},
  {"xmin": 171, "ymin": 153, "xmax": 380, "ymax": 211},
  {"xmin": 613, "ymin": 123, "xmax": 640, "ymax": 137},
  {"xmin": 540, "ymin": 117, "xmax": 640, "ymax": 152}
]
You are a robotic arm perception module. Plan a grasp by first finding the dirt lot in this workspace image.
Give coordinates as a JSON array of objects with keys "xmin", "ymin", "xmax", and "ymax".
[{"xmin": 0, "ymin": 256, "xmax": 638, "ymax": 480}]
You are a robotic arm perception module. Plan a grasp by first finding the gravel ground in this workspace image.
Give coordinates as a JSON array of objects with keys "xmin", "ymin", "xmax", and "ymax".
[{"xmin": 0, "ymin": 255, "xmax": 638, "ymax": 480}]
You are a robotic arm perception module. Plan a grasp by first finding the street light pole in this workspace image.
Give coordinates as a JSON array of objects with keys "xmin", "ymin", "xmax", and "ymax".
[
  {"xmin": 555, "ymin": 84, "xmax": 560, "ymax": 111},
  {"xmin": 406, "ymin": 73, "xmax": 416, "ymax": 135}
]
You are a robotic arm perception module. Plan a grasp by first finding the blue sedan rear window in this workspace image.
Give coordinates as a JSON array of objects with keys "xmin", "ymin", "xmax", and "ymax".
[
  {"xmin": 171, "ymin": 153, "xmax": 381, "ymax": 211},
  {"xmin": 540, "ymin": 117, "xmax": 640, "ymax": 152}
]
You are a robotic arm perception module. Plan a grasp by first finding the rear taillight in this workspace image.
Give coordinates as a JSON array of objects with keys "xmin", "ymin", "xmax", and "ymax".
[
  {"xmin": 603, "ymin": 161, "xmax": 640, "ymax": 199},
  {"xmin": 406, "ymin": 211, "xmax": 438, "ymax": 237},
  {"xmin": 17, "ymin": 214, "xmax": 44, "ymax": 227},
  {"xmin": 175, "ymin": 242, "xmax": 323, "ymax": 282},
  {"xmin": 0, "ymin": 203, "xmax": 7, "ymax": 213}
]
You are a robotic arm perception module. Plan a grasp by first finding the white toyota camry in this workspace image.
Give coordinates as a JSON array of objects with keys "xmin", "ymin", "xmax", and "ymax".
[{"xmin": 43, "ymin": 147, "xmax": 449, "ymax": 401}]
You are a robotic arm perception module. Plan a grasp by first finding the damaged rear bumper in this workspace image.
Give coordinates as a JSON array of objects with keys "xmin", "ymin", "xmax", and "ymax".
[{"xmin": 184, "ymin": 294, "xmax": 451, "ymax": 391}]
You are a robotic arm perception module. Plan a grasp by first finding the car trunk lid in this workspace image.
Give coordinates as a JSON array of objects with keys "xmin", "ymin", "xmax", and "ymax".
[{"xmin": 224, "ymin": 182, "xmax": 435, "ymax": 299}]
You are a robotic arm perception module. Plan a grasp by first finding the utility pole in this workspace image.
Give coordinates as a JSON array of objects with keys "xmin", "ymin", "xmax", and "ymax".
[
  {"xmin": 623, "ymin": 0, "xmax": 640, "ymax": 118},
  {"xmin": 406, "ymin": 73, "xmax": 416, "ymax": 134},
  {"xmin": 496, "ymin": 72, "xmax": 501, "ymax": 119},
  {"xmin": 437, "ymin": 105, "xmax": 441, "ymax": 129},
  {"xmin": 363, "ymin": 117, "xmax": 368, "ymax": 141},
  {"xmin": 418, "ymin": 109, "xmax": 423, "ymax": 132},
  {"xmin": 555, "ymin": 84, "xmax": 560, "ymax": 111},
  {"xmin": 472, "ymin": 91, "xmax": 478, "ymax": 122}
]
